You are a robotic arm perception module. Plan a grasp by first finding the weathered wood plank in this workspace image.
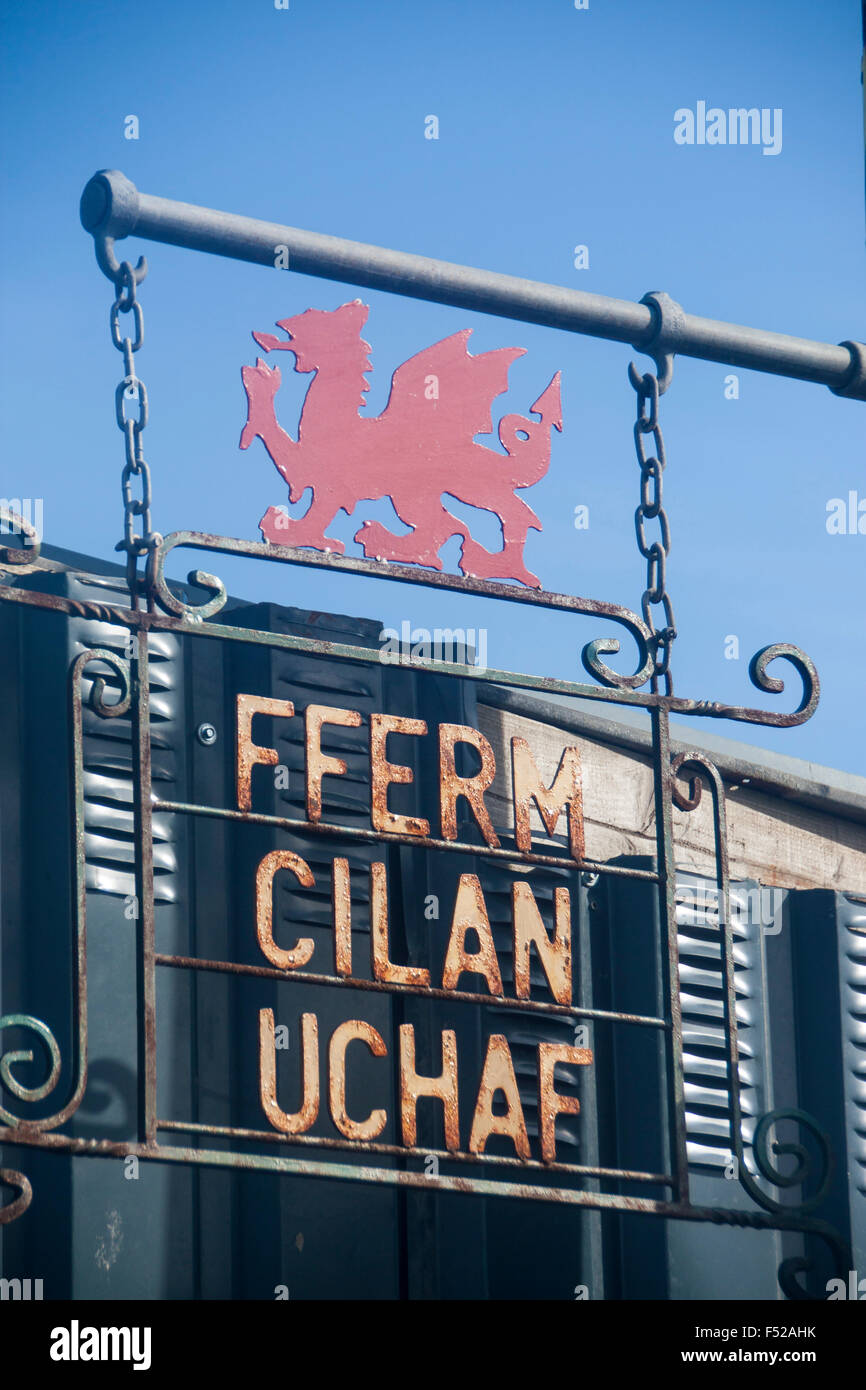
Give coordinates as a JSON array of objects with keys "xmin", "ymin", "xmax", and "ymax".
[{"xmin": 478, "ymin": 704, "xmax": 866, "ymax": 892}]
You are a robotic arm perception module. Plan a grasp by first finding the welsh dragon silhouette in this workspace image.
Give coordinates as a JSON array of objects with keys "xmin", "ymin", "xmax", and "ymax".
[{"xmin": 240, "ymin": 300, "xmax": 562, "ymax": 588}]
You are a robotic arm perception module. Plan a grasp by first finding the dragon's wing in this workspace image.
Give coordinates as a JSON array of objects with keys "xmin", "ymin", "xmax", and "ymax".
[{"xmin": 383, "ymin": 330, "xmax": 525, "ymax": 441}]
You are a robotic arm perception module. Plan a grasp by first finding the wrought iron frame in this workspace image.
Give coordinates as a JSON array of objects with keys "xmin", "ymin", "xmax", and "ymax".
[{"xmin": 0, "ymin": 530, "xmax": 850, "ymax": 1297}]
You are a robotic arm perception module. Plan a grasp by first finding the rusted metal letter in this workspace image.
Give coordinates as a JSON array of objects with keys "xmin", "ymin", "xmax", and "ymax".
[
  {"xmin": 305, "ymin": 703, "xmax": 362, "ymax": 823},
  {"xmin": 469, "ymin": 1034, "xmax": 530, "ymax": 1159},
  {"xmin": 439, "ymin": 723, "xmax": 500, "ymax": 848},
  {"xmin": 370, "ymin": 861, "xmax": 431, "ymax": 987},
  {"xmin": 328, "ymin": 1020, "xmax": 388, "ymax": 1140},
  {"xmin": 399, "ymin": 1024, "xmax": 460, "ymax": 1151},
  {"xmin": 259, "ymin": 1007, "xmax": 320, "ymax": 1134},
  {"xmin": 537, "ymin": 1042, "xmax": 593, "ymax": 1162},
  {"xmin": 442, "ymin": 873, "xmax": 503, "ymax": 996},
  {"xmin": 512, "ymin": 881, "xmax": 572, "ymax": 1005},
  {"xmin": 237, "ymin": 693, "xmax": 295, "ymax": 811},
  {"xmin": 256, "ymin": 850, "xmax": 315, "ymax": 969},
  {"xmin": 331, "ymin": 857, "xmax": 353, "ymax": 977},
  {"xmin": 511, "ymin": 736, "xmax": 585, "ymax": 863},
  {"xmin": 370, "ymin": 713, "xmax": 430, "ymax": 836}
]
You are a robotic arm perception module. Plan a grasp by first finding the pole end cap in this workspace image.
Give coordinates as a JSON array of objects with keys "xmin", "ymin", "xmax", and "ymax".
[{"xmin": 80, "ymin": 170, "xmax": 139, "ymax": 239}]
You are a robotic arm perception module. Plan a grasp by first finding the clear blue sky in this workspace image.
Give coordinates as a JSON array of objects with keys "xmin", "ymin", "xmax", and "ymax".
[{"xmin": 1, "ymin": 0, "xmax": 864, "ymax": 771}]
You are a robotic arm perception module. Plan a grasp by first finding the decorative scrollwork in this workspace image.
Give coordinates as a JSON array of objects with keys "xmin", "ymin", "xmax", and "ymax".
[
  {"xmin": 0, "ymin": 1015, "xmax": 62, "ymax": 1126},
  {"xmin": 747, "ymin": 643, "xmax": 820, "ymax": 723},
  {"xmin": 738, "ymin": 1107, "xmax": 833, "ymax": 1217},
  {"xmin": 151, "ymin": 530, "xmax": 659, "ymax": 687},
  {"xmin": 670, "ymin": 751, "xmax": 718, "ymax": 812},
  {"xmin": 581, "ymin": 633, "xmax": 654, "ymax": 691},
  {"xmin": 671, "ymin": 643, "xmax": 819, "ymax": 727},
  {"xmin": 73, "ymin": 648, "xmax": 132, "ymax": 719},
  {"xmin": 147, "ymin": 535, "xmax": 227, "ymax": 621},
  {"xmin": 0, "ymin": 507, "xmax": 41, "ymax": 571},
  {"xmin": 65, "ymin": 600, "xmax": 138, "ymax": 626},
  {"xmin": 777, "ymin": 1220, "xmax": 852, "ymax": 1301},
  {"xmin": 0, "ymin": 1169, "xmax": 33, "ymax": 1225}
]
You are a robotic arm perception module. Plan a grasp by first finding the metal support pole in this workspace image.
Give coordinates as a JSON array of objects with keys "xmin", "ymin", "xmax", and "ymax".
[{"xmin": 80, "ymin": 169, "xmax": 866, "ymax": 400}]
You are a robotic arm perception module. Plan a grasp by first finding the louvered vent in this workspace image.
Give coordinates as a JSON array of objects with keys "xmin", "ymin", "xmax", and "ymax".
[
  {"xmin": 69, "ymin": 573, "xmax": 181, "ymax": 904},
  {"xmin": 677, "ymin": 872, "xmax": 772, "ymax": 1174}
]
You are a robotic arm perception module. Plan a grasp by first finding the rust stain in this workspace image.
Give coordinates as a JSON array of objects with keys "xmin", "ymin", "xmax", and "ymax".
[{"xmin": 95, "ymin": 1209, "xmax": 124, "ymax": 1273}]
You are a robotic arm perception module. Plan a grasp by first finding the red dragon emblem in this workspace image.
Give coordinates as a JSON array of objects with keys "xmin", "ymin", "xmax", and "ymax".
[{"xmin": 240, "ymin": 300, "xmax": 562, "ymax": 588}]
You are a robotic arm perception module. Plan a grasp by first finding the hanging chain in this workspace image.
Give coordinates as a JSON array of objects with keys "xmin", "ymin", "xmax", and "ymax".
[
  {"xmin": 631, "ymin": 368, "xmax": 676, "ymax": 695},
  {"xmin": 109, "ymin": 261, "xmax": 156, "ymax": 606}
]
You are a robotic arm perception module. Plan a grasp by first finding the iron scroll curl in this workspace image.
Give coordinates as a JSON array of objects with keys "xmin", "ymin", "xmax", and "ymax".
[
  {"xmin": 580, "ymin": 635, "xmax": 653, "ymax": 690},
  {"xmin": 0, "ymin": 505, "xmax": 42, "ymax": 578},
  {"xmin": 0, "ymin": 1016, "xmax": 62, "ymax": 1126},
  {"xmin": 0, "ymin": 1168, "xmax": 33, "ymax": 1226},
  {"xmin": 81, "ymin": 646, "xmax": 134, "ymax": 719},
  {"xmin": 671, "ymin": 642, "xmax": 819, "ymax": 727},
  {"xmin": 746, "ymin": 1108, "xmax": 834, "ymax": 1216},
  {"xmin": 746, "ymin": 643, "xmax": 820, "ymax": 724},
  {"xmin": 777, "ymin": 1221, "xmax": 853, "ymax": 1301}
]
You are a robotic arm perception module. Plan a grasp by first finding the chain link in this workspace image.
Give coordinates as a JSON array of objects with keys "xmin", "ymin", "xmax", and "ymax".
[
  {"xmin": 109, "ymin": 262, "xmax": 157, "ymax": 605},
  {"xmin": 631, "ymin": 369, "xmax": 676, "ymax": 694}
]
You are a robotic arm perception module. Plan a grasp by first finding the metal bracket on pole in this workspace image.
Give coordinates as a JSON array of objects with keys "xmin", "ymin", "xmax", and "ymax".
[
  {"xmin": 628, "ymin": 291, "xmax": 684, "ymax": 395},
  {"xmin": 80, "ymin": 169, "xmax": 866, "ymax": 401},
  {"xmin": 81, "ymin": 170, "xmax": 147, "ymax": 287},
  {"xmin": 830, "ymin": 340, "xmax": 866, "ymax": 400}
]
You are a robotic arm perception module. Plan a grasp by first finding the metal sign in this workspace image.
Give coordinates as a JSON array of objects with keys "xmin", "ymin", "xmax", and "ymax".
[
  {"xmin": 242, "ymin": 688, "xmax": 590, "ymax": 1157},
  {"xmin": 1, "ymin": 168, "xmax": 862, "ymax": 1301},
  {"xmin": 0, "ymin": 517, "xmax": 843, "ymax": 1293},
  {"xmin": 241, "ymin": 300, "xmax": 561, "ymax": 586}
]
